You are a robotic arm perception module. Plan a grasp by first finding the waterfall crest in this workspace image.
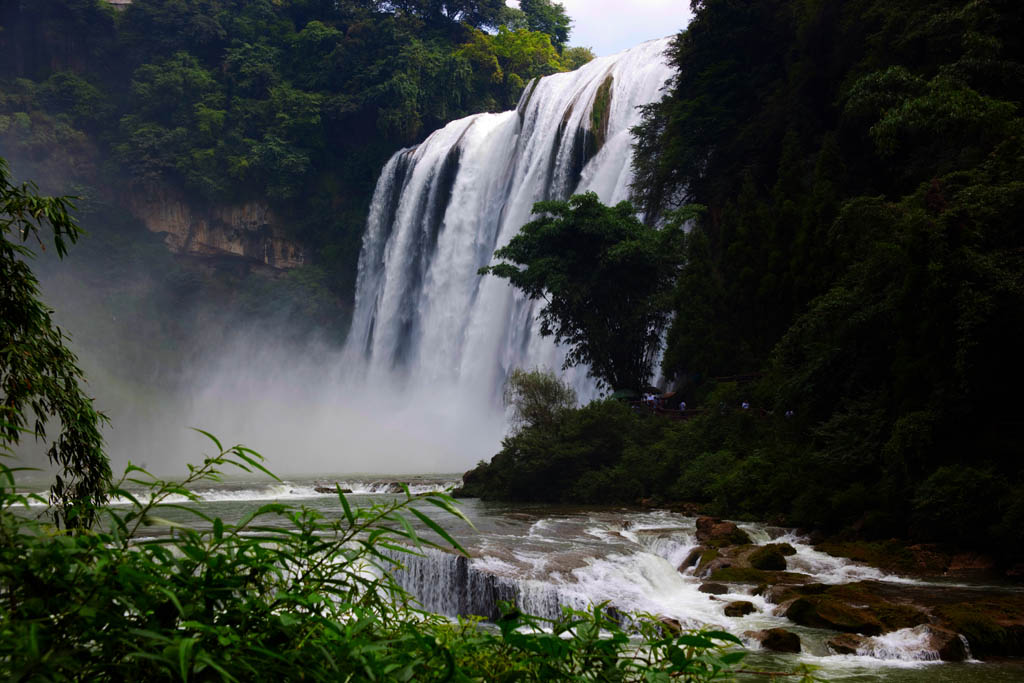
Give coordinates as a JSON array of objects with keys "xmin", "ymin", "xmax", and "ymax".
[{"xmin": 341, "ymin": 38, "xmax": 674, "ymax": 465}]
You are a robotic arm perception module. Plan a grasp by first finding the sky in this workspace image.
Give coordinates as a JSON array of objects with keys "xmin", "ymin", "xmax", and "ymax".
[{"xmin": 511, "ymin": 0, "xmax": 694, "ymax": 57}]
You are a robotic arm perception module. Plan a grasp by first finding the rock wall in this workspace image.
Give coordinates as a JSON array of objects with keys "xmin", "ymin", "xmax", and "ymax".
[{"xmin": 128, "ymin": 187, "xmax": 305, "ymax": 270}]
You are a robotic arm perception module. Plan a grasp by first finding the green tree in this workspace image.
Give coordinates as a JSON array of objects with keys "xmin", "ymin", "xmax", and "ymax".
[
  {"xmin": 0, "ymin": 157, "xmax": 110, "ymax": 528},
  {"xmin": 519, "ymin": 0, "xmax": 571, "ymax": 51},
  {"xmin": 480, "ymin": 193, "xmax": 691, "ymax": 391},
  {"xmin": 503, "ymin": 367, "xmax": 576, "ymax": 434}
]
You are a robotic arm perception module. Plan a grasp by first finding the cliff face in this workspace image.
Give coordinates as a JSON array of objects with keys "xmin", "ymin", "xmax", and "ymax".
[{"xmin": 129, "ymin": 187, "xmax": 305, "ymax": 270}]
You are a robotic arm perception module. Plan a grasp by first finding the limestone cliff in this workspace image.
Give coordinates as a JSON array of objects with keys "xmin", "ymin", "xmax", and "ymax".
[{"xmin": 128, "ymin": 187, "xmax": 305, "ymax": 270}]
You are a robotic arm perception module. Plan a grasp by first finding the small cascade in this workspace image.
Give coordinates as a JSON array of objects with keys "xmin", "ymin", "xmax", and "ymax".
[
  {"xmin": 388, "ymin": 548, "xmax": 567, "ymax": 620},
  {"xmin": 343, "ymin": 38, "xmax": 675, "ymax": 427}
]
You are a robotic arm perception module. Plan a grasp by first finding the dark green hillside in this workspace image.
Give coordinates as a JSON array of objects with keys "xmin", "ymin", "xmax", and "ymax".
[
  {"xmin": 0, "ymin": 0, "xmax": 592, "ymax": 378},
  {"xmin": 469, "ymin": 0, "xmax": 1024, "ymax": 561}
]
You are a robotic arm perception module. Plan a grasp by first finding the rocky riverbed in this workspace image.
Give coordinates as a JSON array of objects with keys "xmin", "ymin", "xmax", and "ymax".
[{"xmin": 682, "ymin": 516, "xmax": 1024, "ymax": 661}]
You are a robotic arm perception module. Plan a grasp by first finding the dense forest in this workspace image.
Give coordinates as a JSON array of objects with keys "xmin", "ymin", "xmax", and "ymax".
[
  {"xmin": 0, "ymin": 0, "xmax": 592, "ymax": 382},
  {"xmin": 465, "ymin": 0, "xmax": 1024, "ymax": 562}
]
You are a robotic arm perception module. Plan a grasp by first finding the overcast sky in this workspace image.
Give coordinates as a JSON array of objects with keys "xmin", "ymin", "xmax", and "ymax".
[{"xmin": 512, "ymin": 0, "xmax": 694, "ymax": 57}]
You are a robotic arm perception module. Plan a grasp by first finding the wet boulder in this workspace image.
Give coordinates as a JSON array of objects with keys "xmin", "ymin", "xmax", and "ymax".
[
  {"xmin": 749, "ymin": 543, "xmax": 795, "ymax": 571},
  {"xmin": 827, "ymin": 627, "xmax": 967, "ymax": 662},
  {"xmin": 745, "ymin": 628, "xmax": 801, "ymax": 653},
  {"xmin": 923, "ymin": 626, "xmax": 970, "ymax": 662},
  {"xmin": 826, "ymin": 633, "xmax": 866, "ymax": 655},
  {"xmin": 679, "ymin": 547, "xmax": 704, "ymax": 571},
  {"xmin": 695, "ymin": 516, "xmax": 752, "ymax": 547},
  {"xmin": 785, "ymin": 596, "xmax": 885, "ymax": 635},
  {"xmin": 783, "ymin": 583, "xmax": 928, "ymax": 635},
  {"xmin": 314, "ymin": 485, "xmax": 352, "ymax": 494},
  {"xmin": 698, "ymin": 582, "xmax": 730, "ymax": 595},
  {"xmin": 934, "ymin": 598, "xmax": 1024, "ymax": 658},
  {"xmin": 724, "ymin": 601, "xmax": 755, "ymax": 617},
  {"xmin": 708, "ymin": 566, "xmax": 812, "ymax": 587}
]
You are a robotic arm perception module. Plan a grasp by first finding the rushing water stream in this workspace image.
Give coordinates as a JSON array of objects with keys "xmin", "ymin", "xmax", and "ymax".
[{"xmin": 56, "ymin": 478, "xmax": 1021, "ymax": 682}]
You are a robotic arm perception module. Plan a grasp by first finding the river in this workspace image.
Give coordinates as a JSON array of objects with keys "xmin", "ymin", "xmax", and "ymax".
[{"xmin": 74, "ymin": 475, "xmax": 1023, "ymax": 682}]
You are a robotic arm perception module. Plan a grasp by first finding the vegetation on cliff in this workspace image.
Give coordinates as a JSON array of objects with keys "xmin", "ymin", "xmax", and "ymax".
[
  {"xmin": 0, "ymin": 0, "xmax": 596, "ymax": 386},
  {"xmin": 466, "ymin": 0, "xmax": 1024, "ymax": 563},
  {"xmin": 0, "ymin": 0, "xmax": 594, "ymax": 346}
]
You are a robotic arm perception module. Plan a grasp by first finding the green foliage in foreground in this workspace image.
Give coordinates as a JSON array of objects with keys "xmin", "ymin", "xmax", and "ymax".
[
  {"xmin": 0, "ymin": 158, "xmax": 109, "ymax": 528},
  {"xmin": 0, "ymin": 435, "xmax": 815, "ymax": 681}
]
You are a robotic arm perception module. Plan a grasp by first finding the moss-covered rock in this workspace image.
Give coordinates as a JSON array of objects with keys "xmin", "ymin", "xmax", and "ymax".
[
  {"xmin": 588, "ymin": 75, "xmax": 614, "ymax": 153},
  {"xmin": 817, "ymin": 540, "xmax": 948, "ymax": 576},
  {"xmin": 783, "ymin": 583, "xmax": 928, "ymax": 635},
  {"xmin": 785, "ymin": 596, "xmax": 885, "ymax": 635},
  {"xmin": 749, "ymin": 544, "xmax": 789, "ymax": 570},
  {"xmin": 679, "ymin": 546, "xmax": 720, "ymax": 573},
  {"xmin": 695, "ymin": 516, "xmax": 752, "ymax": 547},
  {"xmin": 934, "ymin": 601, "xmax": 1024, "ymax": 658},
  {"xmin": 707, "ymin": 566, "xmax": 811, "ymax": 585}
]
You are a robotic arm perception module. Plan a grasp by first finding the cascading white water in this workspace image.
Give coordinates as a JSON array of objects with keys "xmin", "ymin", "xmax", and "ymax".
[{"xmin": 344, "ymin": 38, "xmax": 675, "ymax": 416}]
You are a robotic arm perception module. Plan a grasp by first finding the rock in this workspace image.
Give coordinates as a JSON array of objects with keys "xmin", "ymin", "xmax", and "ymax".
[
  {"xmin": 314, "ymin": 485, "xmax": 351, "ymax": 494},
  {"xmin": 934, "ymin": 599, "xmax": 1024, "ymax": 658},
  {"xmin": 659, "ymin": 617, "xmax": 683, "ymax": 636},
  {"xmin": 923, "ymin": 626, "xmax": 969, "ymax": 662},
  {"xmin": 826, "ymin": 633, "xmax": 867, "ymax": 655},
  {"xmin": 785, "ymin": 596, "xmax": 884, "ymax": 635},
  {"xmin": 708, "ymin": 567, "xmax": 812, "ymax": 586},
  {"xmin": 695, "ymin": 516, "xmax": 752, "ymax": 547},
  {"xmin": 724, "ymin": 601, "xmax": 755, "ymax": 617},
  {"xmin": 679, "ymin": 547, "xmax": 704, "ymax": 571},
  {"xmin": 828, "ymin": 627, "xmax": 967, "ymax": 662},
  {"xmin": 749, "ymin": 544, "xmax": 790, "ymax": 571},
  {"xmin": 129, "ymin": 186, "xmax": 304, "ymax": 269},
  {"xmin": 783, "ymin": 583, "xmax": 928, "ymax": 636},
  {"xmin": 699, "ymin": 582, "xmax": 730, "ymax": 595},
  {"xmin": 746, "ymin": 628, "xmax": 801, "ymax": 653}
]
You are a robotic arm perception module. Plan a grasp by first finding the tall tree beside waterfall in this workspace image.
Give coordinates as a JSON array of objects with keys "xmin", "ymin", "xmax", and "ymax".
[{"xmin": 480, "ymin": 193, "xmax": 693, "ymax": 391}]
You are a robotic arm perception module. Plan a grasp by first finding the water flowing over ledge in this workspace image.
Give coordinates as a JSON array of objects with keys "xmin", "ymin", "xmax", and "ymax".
[{"xmin": 344, "ymin": 38, "xmax": 675, "ymax": 412}]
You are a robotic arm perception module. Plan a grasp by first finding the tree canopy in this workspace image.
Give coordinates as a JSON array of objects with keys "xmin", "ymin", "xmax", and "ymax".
[{"xmin": 519, "ymin": 0, "xmax": 572, "ymax": 52}]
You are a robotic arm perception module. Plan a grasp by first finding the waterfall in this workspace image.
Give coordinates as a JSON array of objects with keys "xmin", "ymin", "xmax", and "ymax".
[
  {"xmin": 337, "ymin": 38, "xmax": 673, "ymax": 469},
  {"xmin": 388, "ymin": 548, "xmax": 592, "ymax": 622}
]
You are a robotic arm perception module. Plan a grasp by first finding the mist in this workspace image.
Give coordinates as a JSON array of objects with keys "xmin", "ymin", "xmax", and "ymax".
[
  {"xmin": 21, "ymin": 302, "xmax": 510, "ymax": 479},
  {"xmin": 9, "ymin": 178, "xmax": 509, "ymax": 480}
]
